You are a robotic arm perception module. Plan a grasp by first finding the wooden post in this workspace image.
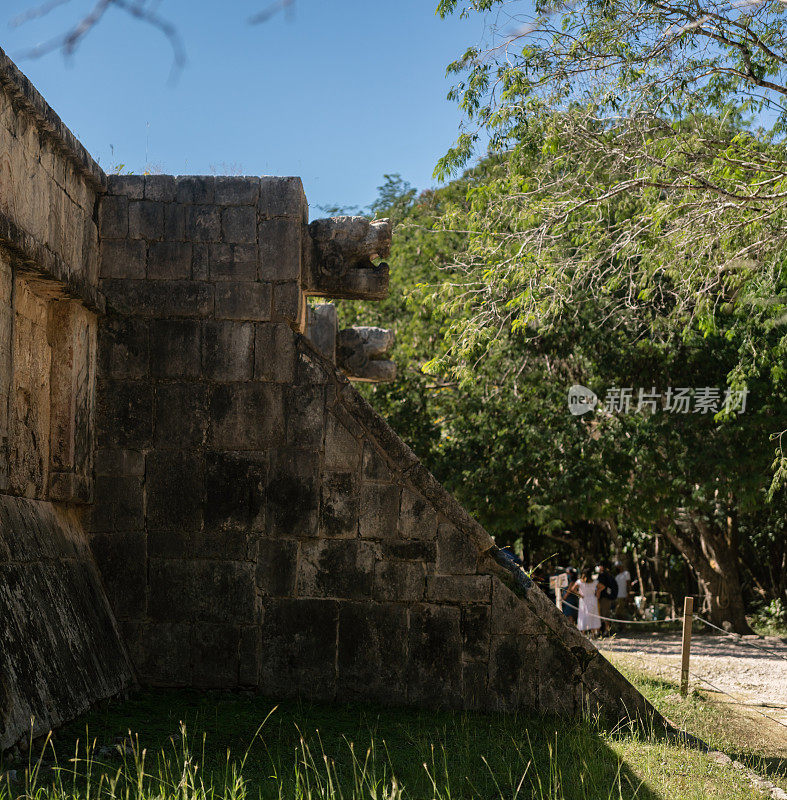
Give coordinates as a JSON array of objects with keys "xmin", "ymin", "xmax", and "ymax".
[
  {"xmin": 550, "ymin": 573, "xmax": 568, "ymax": 611},
  {"xmin": 680, "ymin": 596, "xmax": 694, "ymax": 697}
]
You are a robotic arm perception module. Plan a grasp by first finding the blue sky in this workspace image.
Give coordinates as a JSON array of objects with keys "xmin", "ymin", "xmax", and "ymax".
[{"xmin": 1, "ymin": 0, "xmax": 488, "ymax": 211}]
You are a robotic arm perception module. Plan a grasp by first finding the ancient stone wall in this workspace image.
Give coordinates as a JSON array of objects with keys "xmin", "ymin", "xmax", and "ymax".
[
  {"xmin": 0, "ymin": 48, "xmax": 133, "ymax": 753},
  {"xmin": 0, "ymin": 45, "xmax": 661, "ymax": 753},
  {"xmin": 0, "ymin": 44, "xmax": 105, "ymax": 504},
  {"xmin": 94, "ymin": 175, "xmax": 658, "ymax": 723},
  {"xmin": 0, "ymin": 47, "xmax": 104, "ymax": 312},
  {"xmin": 1, "ymin": 259, "xmax": 97, "ymax": 503},
  {"xmin": 0, "ymin": 495, "xmax": 131, "ymax": 751}
]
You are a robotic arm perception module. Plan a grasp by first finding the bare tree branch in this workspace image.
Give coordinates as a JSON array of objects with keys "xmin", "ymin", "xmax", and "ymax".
[
  {"xmin": 10, "ymin": 0, "xmax": 73, "ymax": 28},
  {"xmin": 10, "ymin": 0, "xmax": 299, "ymax": 73},
  {"xmin": 11, "ymin": 0, "xmax": 185, "ymax": 76},
  {"xmin": 248, "ymin": 0, "xmax": 296, "ymax": 25}
]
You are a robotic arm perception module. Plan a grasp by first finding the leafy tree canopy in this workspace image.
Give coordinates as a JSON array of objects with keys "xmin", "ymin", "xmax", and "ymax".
[
  {"xmin": 345, "ymin": 161, "xmax": 787, "ymax": 630},
  {"xmin": 431, "ymin": 0, "xmax": 787, "ymax": 371}
]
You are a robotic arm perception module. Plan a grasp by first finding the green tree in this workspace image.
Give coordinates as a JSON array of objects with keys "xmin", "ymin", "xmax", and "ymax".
[
  {"xmin": 435, "ymin": 0, "xmax": 787, "ymax": 335},
  {"xmin": 350, "ymin": 162, "xmax": 787, "ymax": 632},
  {"xmin": 410, "ymin": 2, "xmax": 787, "ymax": 630}
]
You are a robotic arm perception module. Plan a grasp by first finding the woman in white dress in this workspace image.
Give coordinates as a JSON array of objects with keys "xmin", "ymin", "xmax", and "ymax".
[{"xmin": 568, "ymin": 568, "xmax": 603, "ymax": 638}]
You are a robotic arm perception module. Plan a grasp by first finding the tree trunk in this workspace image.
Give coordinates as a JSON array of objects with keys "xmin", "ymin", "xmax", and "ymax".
[
  {"xmin": 660, "ymin": 515, "xmax": 754, "ymax": 635},
  {"xmin": 632, "ymin": 545, "xmax": 645, "ymax": 599},
  {"xmin": 599, "ymin": 518, "xmax": 625, "ymax": 563}
]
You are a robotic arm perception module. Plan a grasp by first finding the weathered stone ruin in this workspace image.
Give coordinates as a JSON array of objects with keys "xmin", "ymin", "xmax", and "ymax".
[{"xmin": 0, "ymin": 47, "xmax": 661, "ymax": 753}]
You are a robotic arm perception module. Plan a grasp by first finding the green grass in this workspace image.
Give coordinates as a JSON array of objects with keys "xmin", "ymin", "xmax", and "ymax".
[
  {"xmin": 611, "ymin": 659, "xmax": 787, "ymax": 792},
  {"xmin": 749, "ymin": 617, "xmax": 787, "ymax": 638},
  {"xmin": 0, "ymin": 685, "xmax": 780, "ymax": 800}
]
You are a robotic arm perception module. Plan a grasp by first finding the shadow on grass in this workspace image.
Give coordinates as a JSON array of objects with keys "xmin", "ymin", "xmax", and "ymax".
[
  {"xmin": 5, "ymin": 690, "xmax": 669, "ymax": 800},
  {"xmin": 727, "ymin": 752, "xmax": 787, "ymax": 788},
  {"xmin": 612, "ymin": 657, "xmax": 787, "ymax": 792}
]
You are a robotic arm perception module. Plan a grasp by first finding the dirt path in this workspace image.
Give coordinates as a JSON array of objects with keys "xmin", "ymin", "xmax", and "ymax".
[{"xmin": 598, "ymin": 631, "xmax": 787, "ymax": 754}]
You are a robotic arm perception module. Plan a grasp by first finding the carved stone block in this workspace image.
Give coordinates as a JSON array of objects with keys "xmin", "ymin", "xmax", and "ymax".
[
  {"xmin": 337, "ymin": 326, "xmax": 396, "ymax": 382},
  {"xmin": 305, "ymin": 216, "xmax": 391, "ymax": 300},
  {"xmin": 305, "ymin": 303, "xmax": 337, "ymax": 362}
]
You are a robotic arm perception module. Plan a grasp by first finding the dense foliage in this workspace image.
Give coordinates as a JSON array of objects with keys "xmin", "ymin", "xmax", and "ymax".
[
  {"xmin": 352, "ymin": 0, "xmax": 787, "ymax": 632},
  {"xmin": 340, "ymin": 165, "xmax": 787, "ymax": 631},
  {"xmin": 433, "ymin": 0, "xmax": 787, "ymax": 344}
]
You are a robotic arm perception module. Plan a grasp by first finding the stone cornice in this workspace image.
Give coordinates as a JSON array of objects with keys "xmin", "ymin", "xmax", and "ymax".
[{"xmin": 0, "ymin": 45, "xmax": 107, "ymax": 192}]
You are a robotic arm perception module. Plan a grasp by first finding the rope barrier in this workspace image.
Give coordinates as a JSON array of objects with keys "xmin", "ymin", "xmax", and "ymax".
[
  {"xmin": 694, "ymin": 616, "xmax": 787, "ymax": 663},
  {"xmin": 563, "ymin": 608, "xmax": 787, "ymax": 655},
  {"xmin": 600, "ymin": 639, "xmax": 787, "ymax": 731},
  {"xmin": 571, "ymin": 610, "xmax": 680, "ymax": 625},
  {"xmin": 687, "ymin": 669, "xmax": 787, "ymax": 731}
]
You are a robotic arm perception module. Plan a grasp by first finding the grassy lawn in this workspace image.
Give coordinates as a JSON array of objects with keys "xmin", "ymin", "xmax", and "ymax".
[
  {"xmin": 1, "ymin": 674, "xmax": 783, "ymax": 800},
  {"xmin": 612, "ymin": 659, "xmax": 787, "ymax": 792}
]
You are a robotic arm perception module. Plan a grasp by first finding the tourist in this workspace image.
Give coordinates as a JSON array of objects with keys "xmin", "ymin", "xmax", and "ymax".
[
  {"xmin": 562, "ymin": 568, "xmax": 579, "ymax": 626},
  {"xmin": 569, "ymin": 568, "xmax": 602, "ymax": 638},
  {"xmin": 614, "ymin": 562, "xmax": 631, "ymax": 619},
  {"xmin": 596, "ymin": 561, "xmax": 618, "ymax": 636}
]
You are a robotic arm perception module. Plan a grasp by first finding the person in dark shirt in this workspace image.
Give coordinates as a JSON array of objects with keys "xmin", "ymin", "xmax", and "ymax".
[
  {"xmin": 502, "ymin": 546, "xmax": 524, "ymax": 566},
  {"xmin": 562, "ymin": 568, "xmax": 579, "ymax": 625},
  {"xmin": 596, "ymin": 561, "xmax": 618, "ymax": 637}
]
